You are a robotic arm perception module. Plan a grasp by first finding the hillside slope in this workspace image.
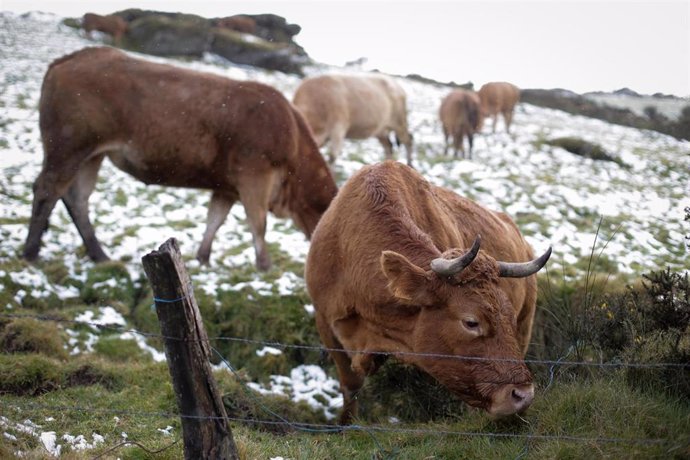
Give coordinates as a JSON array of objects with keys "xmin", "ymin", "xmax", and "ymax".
[{"xmin": 0, "ymin": 12, "xmax": 689, "ymax": 458}]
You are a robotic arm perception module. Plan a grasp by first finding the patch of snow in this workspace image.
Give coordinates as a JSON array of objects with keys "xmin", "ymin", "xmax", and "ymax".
[
  {"xmin": 75, "ymin": 306, "xmax": 126, "ymax": 330},
  {"xmin": 248, "ymin": 365, "xmax": 343, "ymax": 419},
  {"xmin": 256, "ymin": 346, "xmax": 283, "ymax": 357},
  {"xmin": 119, "ymin": 331, "xmax": 167, "ymax": 362},
  {"xmin": 39, "ymin": 431, "xmax": 61, "ymax": 457}
]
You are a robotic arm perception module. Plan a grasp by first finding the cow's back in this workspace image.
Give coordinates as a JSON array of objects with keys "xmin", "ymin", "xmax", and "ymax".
[
  {"xmin": 307, "ymin": 160, "xmax": 535, "ymax": 320},
  {"xmin": 479, "ymin": 82, "xmax": 520, "ymax": 114}
]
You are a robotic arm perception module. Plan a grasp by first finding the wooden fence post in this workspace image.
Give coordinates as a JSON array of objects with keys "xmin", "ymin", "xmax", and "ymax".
[{"xmin": 142, "ymin": 238, "xmax": 238, "ymax": 460}]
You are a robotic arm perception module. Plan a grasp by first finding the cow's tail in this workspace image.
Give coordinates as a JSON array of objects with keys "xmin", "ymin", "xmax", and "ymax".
[{"xmin": 465, "ymin": 96, "xmax": 481, "ymax": 131}]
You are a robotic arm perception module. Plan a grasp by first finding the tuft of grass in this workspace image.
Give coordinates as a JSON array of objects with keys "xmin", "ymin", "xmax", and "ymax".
[
  {"xmin": 530, "ymin": 378, "xmax": 690, "ymax": 459},
  {"xmin": 0, "ymin": 354, "xmax": 121, "ymax": 395},
  {"xmin": 0, "ymin": 317, "xmax": 67, "ymax": 359}
]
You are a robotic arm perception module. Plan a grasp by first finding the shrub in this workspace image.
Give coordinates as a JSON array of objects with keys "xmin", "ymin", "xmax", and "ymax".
[
  {"xmin": 537, "ymin": 267, "xmax": 690, "ymax": 398},
  {"xmin": 544, "ymin": 137, "xmax": 626, "ymax": 167}
]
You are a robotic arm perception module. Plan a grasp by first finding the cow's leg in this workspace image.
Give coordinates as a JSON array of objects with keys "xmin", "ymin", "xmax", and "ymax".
[
  {"xmin": 377, "ymin": 134, "xmax": 394, "ymax": 160},
  {"xmin": 467, "ymin": 132, "xmax": 475, "ymax": 160},
  {"xmin": 503, "ymin": 110, "xmax": 514, "ymax": 133},
  {"xmin": 196, "ymin": 190, "xmax": 237, "ymax": 265},
  {"xmin": 61, "ymin": 154, "xmax": 108, "ymax": 262},
  {"xmin": 328, "ymin": 127, "xmax": 347, "ymax": 164},
  {"xmin": 453, "ymin": 132, "xmax": 463, "ymax": 159},
  {"xmin": 397, "ymin": 130, "xmax": 414, "ymax": 166},
  {"xmin": 442, "ymin": 127, "xmax": 450, "ymax": 156},
  {"xmin": 23, "ymin": 152, "xmax": 89, "ymax": 261},
  {"xmin": 238, "ymin": 174, "xmax": 273, "ymax": 271},
  {"xmin": 23, "ymin": 173, "xmax": 63, "ymax": 261},
  {"xmin": 315, "ymin": 312, "xmax": 364, "ymax": 425}
]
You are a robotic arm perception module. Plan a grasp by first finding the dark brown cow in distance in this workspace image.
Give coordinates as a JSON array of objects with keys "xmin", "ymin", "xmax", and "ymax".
[
  {"xmin": 439, "ymin": 89, "xmax": 483, "ymax": 159},
  {"xmin": 23, "ymin": 47, "xmax": 337, "ymax": 271},
  {"xmin": 305, "ymin": 161, "xmax": 551, "ymax": 424},
  {"xmin": 478, "ymin": 81, "xmax": 520, "ymax": 133},
  {"xmin": 214, "ymin": 15, "xmax": 257, "ymax": 34},
  {"xmin": 82, "ymin": 13, "xmax": 128, "ymax": 43},
  {"xmin": 293, "ymin": 74, "xmax": 414, "ymax": 165}
]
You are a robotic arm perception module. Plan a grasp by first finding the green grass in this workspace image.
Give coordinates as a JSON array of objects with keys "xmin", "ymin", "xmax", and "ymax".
[
  {"xmin": 3, "ymin": 352, "xmax": 687, "ymax": 459},
  {"xmin": 2, "ymin": 268, "xmax": 689, "ymax": 459}
]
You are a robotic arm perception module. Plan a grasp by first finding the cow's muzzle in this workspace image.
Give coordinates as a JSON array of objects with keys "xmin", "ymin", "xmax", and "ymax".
[{"xmin": 487, "ymin": 383, "xmax": 534, "ymax": 417}]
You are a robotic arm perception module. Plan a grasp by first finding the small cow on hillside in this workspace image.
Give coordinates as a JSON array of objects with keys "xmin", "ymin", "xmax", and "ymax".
[
  {"xmin": 306, "ymin": 161, "xmax": 551, "ymax": 424},
  {"xmin": 23, "ymin": 47, "xmax": 337, "ymax": 271},
  {"xmin": 439, "ymin": 89, "xmax": 483, "ymax": 159},
  {"xmin": 478, "ymin": 81, "xmax": 520, "ymax": 133},
  {"xmin": 214, "ymin": 15, "xmax": 257, "ymax": 34},
  {"xmin": 82, "ymin": 13, "xmax": 128, "ymax": 44},
  {"xmin": 293, "ymin": 74, "xmax": 414, "ymax": 165}
]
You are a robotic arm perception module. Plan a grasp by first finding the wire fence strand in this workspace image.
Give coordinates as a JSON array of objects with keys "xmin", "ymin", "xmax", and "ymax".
[{"xmin": 2, "ymin": 312, "xmax": 688, "ymax": 370}]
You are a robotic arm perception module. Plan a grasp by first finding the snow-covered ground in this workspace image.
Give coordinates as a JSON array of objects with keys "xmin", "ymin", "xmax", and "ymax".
[{"xmin": 1, "ymin": 11, "xmax": 689, "ymax": 454}]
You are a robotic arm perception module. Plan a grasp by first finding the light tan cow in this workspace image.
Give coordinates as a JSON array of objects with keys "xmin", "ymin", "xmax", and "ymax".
[
  {"xmin": 293, "ymin": 74, "xmax": 414, "ymax": 165},
  {"xmin": 478, "ymin": 82, "xmax": 520, "ymax": 133}
]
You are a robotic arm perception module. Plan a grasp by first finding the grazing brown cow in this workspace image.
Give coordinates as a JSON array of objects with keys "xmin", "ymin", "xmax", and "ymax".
[
  {"xmin": 82, "ymin": 13, "xmax": 128, "ymax": 43},
  {"xmin": 439, "ymin": 89, "xmax": 483, "ymax": 159},
  {"xmin": 293, "ymin": 74, "xmax": 414, "ymax": 165},
  {"xmin": 214, "ymin": 15, "xmax": 257, "ymax": 34},
  {"xmin": 305, "ymin": 161, "xmax": 551, "ymax": 424},
  {"xmin": 23, "ymin": 47, "xmax": 337, "ymax": 271},
  {"xmin": 478, "ymin": 82, "xmax": 520, "ymax": 133}
]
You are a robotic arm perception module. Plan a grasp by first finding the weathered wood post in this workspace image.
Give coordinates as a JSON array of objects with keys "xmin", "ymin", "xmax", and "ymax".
[{"xmin": 142, "ymin": 238, "xmax": 238, "ymax": 460}]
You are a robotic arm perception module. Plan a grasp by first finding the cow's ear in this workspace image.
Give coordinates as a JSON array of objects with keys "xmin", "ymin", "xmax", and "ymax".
[{"xmin": 380, "ymin": 251, "xmax": 434, "ymax": 306}]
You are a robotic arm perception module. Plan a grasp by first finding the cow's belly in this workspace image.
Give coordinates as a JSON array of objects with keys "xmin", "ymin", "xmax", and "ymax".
[
  {"xmin": 345, "ymin": 119, "xmax": 389, "ymax": 139},
  {"xmin": 102, "ymin": 142, "xmax": 225, "ymax": 189}
]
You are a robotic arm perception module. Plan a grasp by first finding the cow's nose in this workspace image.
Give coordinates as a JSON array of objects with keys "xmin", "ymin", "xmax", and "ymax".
[{"xmin": 510, "ymin": 383, "xmax": 534, "ymax": 412}]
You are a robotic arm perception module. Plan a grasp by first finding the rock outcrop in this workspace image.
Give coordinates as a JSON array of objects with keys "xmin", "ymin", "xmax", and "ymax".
[{"xmin": 78, "ymin": 9, "xmax": 308, "ymax": 75}]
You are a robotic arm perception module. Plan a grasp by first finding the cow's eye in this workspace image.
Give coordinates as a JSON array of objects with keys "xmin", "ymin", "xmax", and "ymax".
[{"xmin": 463, "ymin": 319, "xmax": 480, "ymax": 330}]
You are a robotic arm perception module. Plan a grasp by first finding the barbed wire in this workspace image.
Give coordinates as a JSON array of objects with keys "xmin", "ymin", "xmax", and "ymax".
[
  {"xmin": 2, "ymin": 312, "xmax": 688, "ymax": 370},
  {"xmin": 0, "ymin": 400, "xmax": 679, "ymax": 447}
]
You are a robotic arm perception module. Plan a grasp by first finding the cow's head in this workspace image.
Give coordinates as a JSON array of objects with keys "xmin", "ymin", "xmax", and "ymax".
[{"xmin": 380, "ymin": 235, "xmax": 551, "ymax": 417}]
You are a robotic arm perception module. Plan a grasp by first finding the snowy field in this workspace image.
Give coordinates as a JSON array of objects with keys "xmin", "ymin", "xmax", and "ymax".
[{"xmin": 1, "ymin": 12, "xmax": 689, "ymax": 455}]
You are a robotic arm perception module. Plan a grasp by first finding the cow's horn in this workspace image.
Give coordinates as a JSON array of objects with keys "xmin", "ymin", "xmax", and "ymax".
[
  {"xmin": 430, "ymin": 235, "xmax": 481, "ymax": 276},
  {"xmin": 498, "ymin": 247, "xmax": 552, "ymax": 278}
]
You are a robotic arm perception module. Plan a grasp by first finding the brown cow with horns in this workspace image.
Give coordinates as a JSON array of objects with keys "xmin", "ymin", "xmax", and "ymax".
[
  {"xmin": 305, "ymin": 161, "xmax": 551, "ymax": 424},
  {"xmin": 23, "ymin": 47, "xmax": 337, "ymax": 271}
]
